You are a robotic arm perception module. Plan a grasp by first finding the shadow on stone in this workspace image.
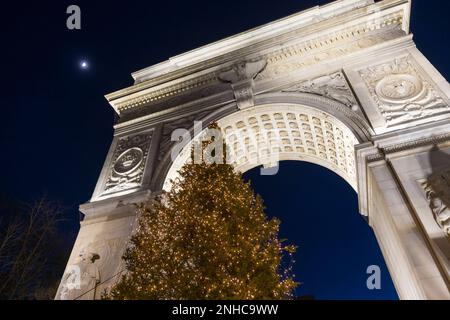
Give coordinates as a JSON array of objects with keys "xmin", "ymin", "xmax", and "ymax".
[{"xmin": 425, "ymin": 146, "xmax": 450, "ymax": 250}]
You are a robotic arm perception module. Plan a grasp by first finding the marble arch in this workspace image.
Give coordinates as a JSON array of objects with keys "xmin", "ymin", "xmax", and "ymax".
[{"xmin": 57, "ymin": 0, "xmax": 450, "ymax": 300}]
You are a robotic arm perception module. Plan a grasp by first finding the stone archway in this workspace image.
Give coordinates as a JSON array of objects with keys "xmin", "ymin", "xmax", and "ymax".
[
  {"xmin": 56, "ymin": 0, "xmax": 450, "ymax": 300},
  {"xmin": 158, "ymin": 92, "xmax": 373, "ymax": 192},
  {"xmin": 163, "ymin": 102, "xmax": 361, "ymax": 192}
]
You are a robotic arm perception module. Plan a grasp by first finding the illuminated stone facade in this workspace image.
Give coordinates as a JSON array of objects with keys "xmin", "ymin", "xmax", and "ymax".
[{"xmin": 57, "ymin": 0, "xmax": 450, "ymax": 300}]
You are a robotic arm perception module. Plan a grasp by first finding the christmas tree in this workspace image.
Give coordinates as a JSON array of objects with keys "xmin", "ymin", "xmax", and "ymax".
[{"xmin": 107, "ymin": 124, "xmax": 297, "ymax": 300}]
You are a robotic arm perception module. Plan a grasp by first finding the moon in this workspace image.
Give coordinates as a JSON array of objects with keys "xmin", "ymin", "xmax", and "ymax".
[{"xmin": 80, "ymin": 60, "xmax": 89, "ymax": 70}]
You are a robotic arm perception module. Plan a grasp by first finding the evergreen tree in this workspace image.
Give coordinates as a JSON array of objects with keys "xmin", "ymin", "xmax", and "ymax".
[{"xmin": 108, "ymin": 125, "xmax": 297, "ymax": 300}]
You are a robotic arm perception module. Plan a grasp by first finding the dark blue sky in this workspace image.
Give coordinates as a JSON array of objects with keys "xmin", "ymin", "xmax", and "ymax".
[
  {"xmin": 244, "ymin": 162, "xmax": 398, "ymax": 300},
  {"xmin": 2, "ymin": 0, "xmax": 449, "ymax": 299}
]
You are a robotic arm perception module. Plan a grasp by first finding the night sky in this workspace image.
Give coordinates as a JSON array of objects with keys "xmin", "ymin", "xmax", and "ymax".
[{"xmin": 2, "ymin": 0, "xmax": 449, "ymax": 300}]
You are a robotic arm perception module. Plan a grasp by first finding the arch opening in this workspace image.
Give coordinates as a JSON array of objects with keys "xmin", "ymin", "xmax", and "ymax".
[
  {"xmin": 242, "ymin": 161, "xmax": 399, "ymax": 300},
  {"xmin": 163, "ymin": 103, "xmax": 360, "ymax": 192}
]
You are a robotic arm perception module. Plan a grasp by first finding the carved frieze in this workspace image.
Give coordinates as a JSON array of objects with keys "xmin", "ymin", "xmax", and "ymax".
[
  {"xmin": 421, "ymin": 170, "xmax": 450, "ymax": 238},
  {"xmin": 103, "ymin": 132, "xmax": 153, "ymax": 195},
  {"xmin": 282, "ymin": 72, "xmax": 358, "ymax": 110},
  {"xmin": 115, "ymin": 74, "xmax": 218, "ymax": 113},
  {"xmin": 359, "ymin": 56, "xmax": 450, "ymax": 127},
  {"xmin": 256, "ymin": 15, "xmax": 404, "ymax": 81}
]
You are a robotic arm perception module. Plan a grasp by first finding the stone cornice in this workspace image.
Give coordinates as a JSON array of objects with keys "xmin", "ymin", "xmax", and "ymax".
[
  {"xmin": 131, "ymin": 0, "xmax": 375, "ymax": 83},
  {"xmin": 105, "ymin": 0, "xmax": 411, "ymax": 116},
  {"xmin": 367, "ymin": 133, "xmax": 450, "ymax": 162},
  {"xmin": 110, "ymin": 34, "xmax": 415, "ymax": 136}
]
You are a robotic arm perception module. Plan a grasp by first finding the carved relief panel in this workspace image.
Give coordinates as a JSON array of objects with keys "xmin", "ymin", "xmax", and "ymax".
[
  {"xmin": 58, "ymin": 238, "xmax": 127, "ymax": 299},
  {"xmin": 359, "ymin": 56, "xmax": 450, "ymax": 128},
  {"xmin": 282, "ymin": 71, "xmax": 359, "ymax": 111},
  {"xmin": 102, "ymin": 131, "xmax": 153, "ymax": 197}
]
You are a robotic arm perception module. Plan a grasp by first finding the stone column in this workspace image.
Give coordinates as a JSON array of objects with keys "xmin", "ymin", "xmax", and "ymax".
[
  {"xmin": 357, "ymin": 138, "xmax": 450, "ymax": 300},
  {"xmin": 55, "ymin": 191, "xmax": 153, "ymax": 300}
]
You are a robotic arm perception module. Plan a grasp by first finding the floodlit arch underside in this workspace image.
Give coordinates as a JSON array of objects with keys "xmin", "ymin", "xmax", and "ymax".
[{"xmin": 164, "ymin": 104, "xmax": 359, "ymax": 191}]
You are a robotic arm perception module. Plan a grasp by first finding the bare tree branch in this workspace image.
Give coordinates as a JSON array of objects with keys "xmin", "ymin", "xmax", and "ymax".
[{"xmin": 0, "ymin": 196, "xmax": 66, "ymax": 300}]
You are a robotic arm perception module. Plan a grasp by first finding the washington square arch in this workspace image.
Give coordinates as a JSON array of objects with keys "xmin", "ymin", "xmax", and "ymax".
[{"xmin": 56, "ymin": 0, "xmax": 450, "ymax": 300}]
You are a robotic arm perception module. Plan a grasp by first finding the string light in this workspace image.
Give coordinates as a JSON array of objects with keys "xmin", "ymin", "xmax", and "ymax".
[{"xmin": 106, "ymin": 123, "xmax": 298, "ymax": 300}]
